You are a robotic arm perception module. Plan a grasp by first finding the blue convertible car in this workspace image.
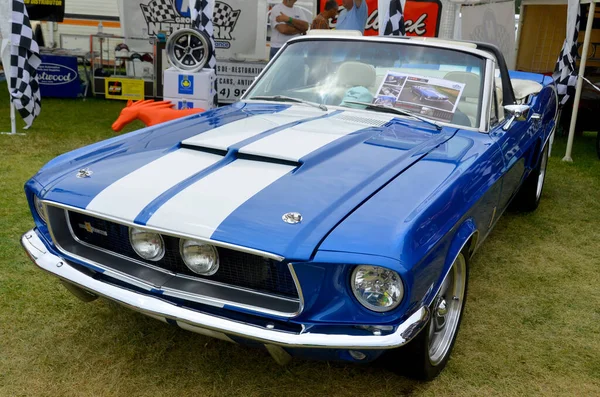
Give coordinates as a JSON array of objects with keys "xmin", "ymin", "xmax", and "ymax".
[{"xmin": 21, "ymin": 35, "xmax": 557, "ymax": 380}]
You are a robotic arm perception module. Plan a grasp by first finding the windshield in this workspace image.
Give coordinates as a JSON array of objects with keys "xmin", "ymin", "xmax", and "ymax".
[{"xmin": 245, "ymin": 40, "xmax": 486, "ymax": 128}]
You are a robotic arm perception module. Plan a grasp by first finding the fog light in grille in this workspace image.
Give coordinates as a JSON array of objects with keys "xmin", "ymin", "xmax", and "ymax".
[
  {"xmin": 129, "ymin": 227, "xmax": 165, "ymax": 261},
  {"xmin": 180, "ymin": 239, "xmax": 219, "ymax": 276}
]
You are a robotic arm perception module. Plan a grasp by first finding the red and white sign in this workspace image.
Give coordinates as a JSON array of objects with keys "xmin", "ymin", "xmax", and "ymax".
[{"xmin": 319, "ymin": 0, "xmax": 442, "ymax": 37}]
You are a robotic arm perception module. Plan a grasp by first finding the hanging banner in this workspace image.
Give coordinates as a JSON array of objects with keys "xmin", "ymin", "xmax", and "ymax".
[
  {"xmin": 24, "ymin": 0, "xmax": 65, "ymax": 22},
  {"xmin": 318, "ymin": 0, "xmax": 442, "ymax": 37},
  {"xmin": 461, "ymin": 1, "xmax": 515, "ymax": 68},
  {"xmin": 118, "ymin": 0, "xmax": 268, "ymax": 60},
  {"xmin": 216, "ymin": 60, "xmax": 267, "ymax": 103},
  {"xmin": 38, "ymin": 54, "xmax": 80, "ymax": 98}
]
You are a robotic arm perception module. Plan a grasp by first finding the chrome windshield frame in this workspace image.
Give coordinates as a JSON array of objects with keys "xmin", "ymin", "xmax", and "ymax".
[{"xmin": 241, "ymin": 36, "xmax": 494, "ymax": 133}]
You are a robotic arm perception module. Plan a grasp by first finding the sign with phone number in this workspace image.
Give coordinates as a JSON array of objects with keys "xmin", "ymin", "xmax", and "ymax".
[{"xmin": 216, "ymin": 61, "xmax": 268, "ymax": 103}]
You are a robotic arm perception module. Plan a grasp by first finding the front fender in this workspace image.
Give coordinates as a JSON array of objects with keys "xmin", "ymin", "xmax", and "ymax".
[{"xmin": 421, "ymin": 219, "xmax": 478, "ymax": 308}]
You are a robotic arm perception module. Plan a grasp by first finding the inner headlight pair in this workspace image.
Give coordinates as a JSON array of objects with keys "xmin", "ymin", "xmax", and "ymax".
[
  {"xmin": 351, "ymin": 265, "xmax": 404, "ymax": 312},
  {"xmin": 129, "ymin": 228, "xmax": 219, "ymax": 276}
]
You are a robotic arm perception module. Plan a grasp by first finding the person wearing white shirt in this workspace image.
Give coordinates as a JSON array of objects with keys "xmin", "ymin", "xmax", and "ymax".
[{"xmin": 269, "ymin": 0, "xmax": 309, "ymax": 59}]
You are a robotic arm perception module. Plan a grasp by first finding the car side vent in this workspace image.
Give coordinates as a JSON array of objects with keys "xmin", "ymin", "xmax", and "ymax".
[{"xmin": 333, "ymin": 114, "xmax": 389, "ymax": 127}]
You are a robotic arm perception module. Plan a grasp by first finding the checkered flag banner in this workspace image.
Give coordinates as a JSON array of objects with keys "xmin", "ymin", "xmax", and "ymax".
[
  {"xmin": 381, "ymin": 0, "xmax": 405, "ymax": 36},
  {"xmin": 213, "ymin": 2, "xmax": 240, "ymax": 29},
  {"xmin": 141, "ymin": 0, "xmax": 178, "ymax": 23},
  {"xmin": 190, "ymin": 0, "xmax": 218, "ymax": 106},
  {"xmin": 553, "ymin": 0, "xmax": 581, "ymax": 106},
  {"xmin": 10, "ymin": 0, "xmax": 41, "ymax": 128}
]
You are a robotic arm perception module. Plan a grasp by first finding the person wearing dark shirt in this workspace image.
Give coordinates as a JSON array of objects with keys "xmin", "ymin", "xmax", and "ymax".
[{"xmin": 311, "ymin": 0, "xmax": 338, "ymax": 30}]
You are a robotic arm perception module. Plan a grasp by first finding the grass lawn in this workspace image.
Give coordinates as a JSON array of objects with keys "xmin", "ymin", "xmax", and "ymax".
[{"xmin": 1, "ymin": 84, "xmax": 599, "ymax": 396}]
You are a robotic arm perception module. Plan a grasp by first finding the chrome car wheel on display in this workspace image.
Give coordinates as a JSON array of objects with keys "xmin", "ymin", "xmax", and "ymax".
[{"xmin": 166, "ymin": 28, "xmax": 212, "ymax": 72}]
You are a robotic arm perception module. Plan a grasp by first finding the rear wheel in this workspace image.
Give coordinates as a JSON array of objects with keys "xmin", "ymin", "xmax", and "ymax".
[
  {"xmin": 385, "ymin": 252, "xmax": 469, "ymax": 380},
  {"xmin": 511, "ymin": 143, "xmax": 549, "ymax": 212}
]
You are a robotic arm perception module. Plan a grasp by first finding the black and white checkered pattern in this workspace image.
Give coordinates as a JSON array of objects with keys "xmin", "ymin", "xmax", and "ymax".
[
  {"xmin": 553, "ymin": 3, "xmax": 580, "ymax": 105},
  {"xmin": 141, "ymin": 0, "xmax": 178, "ymax": 23},
  {"xmin": 191, "ymin": 0, "xmax": 218, "ymax": 106},
  {"xmin": 213, "ymin": 2, "xmax": 240, "ymax": 29},
  {"xmin": 382, "ymin": 0, "xmax": 405, "ymax": 36},
  {"xmin": 10, "ymin": 0, "xmax": 41, "ymax": 128}
]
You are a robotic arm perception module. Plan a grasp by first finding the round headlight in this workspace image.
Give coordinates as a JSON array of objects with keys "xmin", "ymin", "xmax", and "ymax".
[
  {"xmin": 351, "ymin": 265, "xmax": 404, "ymax": 312},
  {"xmin": 34, "ymin": 196, "xmax": 47, "ymax": 223},
  {"xmin": 180, "ymin": 239, "xmax": 219, "ymax": 276},
  {"xmin": 129, "ymin": 227, "xmax": 165, "ymax": 261}
]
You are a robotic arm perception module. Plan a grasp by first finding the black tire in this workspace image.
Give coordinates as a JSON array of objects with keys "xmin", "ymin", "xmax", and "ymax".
[
  {"xmin": 511, "ymin": 143, "xmax": 549, "ymax": 212},
  {"xmin": 384, "ymin": 252, "xmax": 469, "ymax": 381}
]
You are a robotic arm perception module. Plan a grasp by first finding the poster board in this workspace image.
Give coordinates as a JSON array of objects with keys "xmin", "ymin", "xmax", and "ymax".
[
  {"xmin": 105, "ymin": 78, "xmax": 145, "ymax": 100},
  {"xmin": 374, "ymin": 71, "xmax": 465, "ymax": 123}
]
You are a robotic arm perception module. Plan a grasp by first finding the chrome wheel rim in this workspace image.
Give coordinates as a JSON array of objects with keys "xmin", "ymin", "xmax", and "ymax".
[
  {"xmin": 536, "ymin": 147, "xmax": 548, "ymax": 200},
  {"xmin": 428, "ymin": 253, "xmax": 466, "ymax": 366},
  {"xmin": 166, "ymin": 28, "xmax": 209, "ymax": 72}
]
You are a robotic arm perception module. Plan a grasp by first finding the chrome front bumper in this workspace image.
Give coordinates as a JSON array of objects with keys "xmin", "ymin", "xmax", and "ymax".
[{"xmin": 22, "ymin": 229, "xmax": 429, "ymax": 351}]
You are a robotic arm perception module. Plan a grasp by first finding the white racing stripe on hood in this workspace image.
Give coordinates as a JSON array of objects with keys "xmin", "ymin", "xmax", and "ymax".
[
  {"xmin": 181, "ymin": 106, "xmax": 329, "ymax": 151},
  {"xmin": 238, "ymin": 112, "xmax": 395, "ymax": 162},
  {"xmin": 145, "ymin": 159, "xmax": 294, "ymax": 239},
  {"xmin": 86, "ymin": 149, "xmax": 222, "ymax": 222}
]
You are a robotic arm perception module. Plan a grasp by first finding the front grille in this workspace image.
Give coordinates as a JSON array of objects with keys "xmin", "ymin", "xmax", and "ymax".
[{"xmin": 67, "ymin": 211, "xmax": 298, "ymax": 298}]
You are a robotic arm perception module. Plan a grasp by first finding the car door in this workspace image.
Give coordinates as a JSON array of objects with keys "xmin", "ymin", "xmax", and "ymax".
[{"xmin": 489, "ymin": 79, "xmax": 540, "ymax": 212}]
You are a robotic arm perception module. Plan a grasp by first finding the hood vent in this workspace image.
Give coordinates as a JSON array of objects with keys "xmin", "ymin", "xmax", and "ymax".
[{"xmin": 331, "ymin": 113, "xmax": 390, "ymax": 127}]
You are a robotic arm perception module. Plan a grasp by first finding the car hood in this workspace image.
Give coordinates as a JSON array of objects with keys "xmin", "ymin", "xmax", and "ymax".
[{"xmin": 38, "ymin": 102, "xmax": 456, "ymax": 260}]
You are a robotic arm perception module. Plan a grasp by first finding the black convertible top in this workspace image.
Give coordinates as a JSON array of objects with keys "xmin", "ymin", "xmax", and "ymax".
[{"xmin": 473, "ymin": 41, "xmax": 517, "ymax": 106}]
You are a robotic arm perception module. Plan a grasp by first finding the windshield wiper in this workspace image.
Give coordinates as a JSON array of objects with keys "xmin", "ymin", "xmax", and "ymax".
[
  {"xmin": 249, "ymin": 95, "xmax": 328, "ymax": 111},
  {"xmin": 342, "ymin": 101, "xmax": 442, "ymax": 130}
]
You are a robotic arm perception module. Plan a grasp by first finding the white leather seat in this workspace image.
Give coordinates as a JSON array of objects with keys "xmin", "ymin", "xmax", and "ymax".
[
  {"xmin": 512, "ymin": 79, "xmax": 543, "ymax": 103},
  {"xmin": 324, "ymin": 62, "xmax": 376, "ymax": 105}
]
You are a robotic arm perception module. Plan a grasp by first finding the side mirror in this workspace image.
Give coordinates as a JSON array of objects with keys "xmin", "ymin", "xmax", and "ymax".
[{"xmin": 503, "ymin": 104, "xmax": 531, "ymax": 130}]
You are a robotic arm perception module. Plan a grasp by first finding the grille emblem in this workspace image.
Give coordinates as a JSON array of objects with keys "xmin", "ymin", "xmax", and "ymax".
[
  {"xmin": 282, "ymin": 212, "xmax": 302, "ymax": 224},
  {"xmin": 78, "ymin": 222, "xmax": 107, "ymax": 236}
]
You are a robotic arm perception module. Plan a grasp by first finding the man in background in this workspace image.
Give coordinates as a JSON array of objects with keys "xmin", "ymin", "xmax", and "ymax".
[
  {"xmin": 336, "ymin": 0, "xmax": 368, "ymax": 34},
  {"xmin": 311, "ymin": 0, "xmax": 338, "ymax": 30},
  {"xmin": 269, "ymin": 0, "xmax": 309, "ymax": 59}
]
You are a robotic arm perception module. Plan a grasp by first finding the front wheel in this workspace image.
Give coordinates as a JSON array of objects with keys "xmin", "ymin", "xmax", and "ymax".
[{"xmin": 385, "ymin": 252, "xmax": 469, "ymax": 380}]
